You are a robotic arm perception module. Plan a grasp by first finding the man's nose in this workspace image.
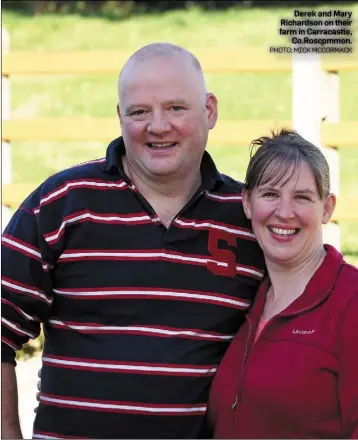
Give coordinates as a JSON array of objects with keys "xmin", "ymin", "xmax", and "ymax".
[{"xmin": 147, "ymin": 112, "xmax": 170, "ymax": 134}]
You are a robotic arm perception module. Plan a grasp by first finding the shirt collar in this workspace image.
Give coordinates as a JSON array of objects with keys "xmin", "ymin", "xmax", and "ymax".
[
  {"xmin": 102, "ymin": 136, "xmax": 127, "ymax": 179},
  {"xmin": 248, "ymin": 244, "xmax": 345, "ymax": 321},
  {"xmin": 102, "ymin": 136, "xmax": 224, "ymax": 190}
]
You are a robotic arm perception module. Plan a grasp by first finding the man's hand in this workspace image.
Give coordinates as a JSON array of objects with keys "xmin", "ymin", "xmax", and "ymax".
[{"xmin": 34, "ymin": 367, "xmax": 42, "ymax": 413}]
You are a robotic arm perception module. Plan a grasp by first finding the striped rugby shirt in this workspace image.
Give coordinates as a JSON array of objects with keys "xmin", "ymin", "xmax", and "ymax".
[{"xmin": 1, "ymin": 137, "xmax": 265, "ymax": 439}]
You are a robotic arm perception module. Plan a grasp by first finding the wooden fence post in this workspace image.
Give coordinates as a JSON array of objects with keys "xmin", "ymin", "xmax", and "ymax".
[
  {"xmin": 320, "ymin": 70, "xmax": 340, "ymax": 246},
  {"xmin": 292, "ymin": 53, "xmax": 340, "ymax": 250},
  {"xmin": 2, "ymin": 27, "xmax": 12, "ymax": 231}
]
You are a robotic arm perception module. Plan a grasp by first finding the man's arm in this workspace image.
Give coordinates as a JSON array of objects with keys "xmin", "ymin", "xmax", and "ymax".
[
  {"xmin": 1, "ymin": 199, "xmax": 56, "ymax": 437},
  {"xmin": 1, "ymin": 363, "xmax": 23, "ymax": 439}
]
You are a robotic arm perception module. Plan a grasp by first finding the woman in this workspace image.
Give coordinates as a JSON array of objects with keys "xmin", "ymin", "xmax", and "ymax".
[{"xmin": 208, "ymin": 128, "xmax": 358, "ymax": 439}]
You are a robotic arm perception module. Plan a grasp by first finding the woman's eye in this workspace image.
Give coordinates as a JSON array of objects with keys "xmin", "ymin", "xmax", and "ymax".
[
  {"xmin": 263, "ymin": 192, "xmax": 278, "ymax": 198},
  {"xmin": 296, "ymin": 195, "xmax": 311, "ymax": 201}
]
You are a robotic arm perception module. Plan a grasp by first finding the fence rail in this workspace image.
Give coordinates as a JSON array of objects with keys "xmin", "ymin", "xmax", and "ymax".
[
  {"xmin": 2, "ymin": 39, "xmax": 358, "ymax": 244},
  {"xmin": 3, "ymin": 48, "xmax": 358, "ymax": 75},
  {"xmin": 2, "ymin": 184, "xmax": 356, "ymax": 223},
  {"xmin": 3, "ymin": 119, "xmax": 358, "ymax": 147}
]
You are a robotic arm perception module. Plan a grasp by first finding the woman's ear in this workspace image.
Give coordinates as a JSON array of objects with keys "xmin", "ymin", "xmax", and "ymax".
[
  {"xmin": 242, "ymin": 189, "xmax": 252, "ymax": 220},
  {"xmin": 322, "ymin": 193, "xmax": 337, "ymax": 224}
]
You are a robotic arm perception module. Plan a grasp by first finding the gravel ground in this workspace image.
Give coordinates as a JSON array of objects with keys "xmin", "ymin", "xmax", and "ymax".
[{"xmin": 16, "ymin": 355, "xmax": 42, "ymax": 439}]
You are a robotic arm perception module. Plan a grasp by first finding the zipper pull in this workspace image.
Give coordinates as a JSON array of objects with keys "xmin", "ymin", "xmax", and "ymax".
[{"xmin": 231, "ymin": 396, "xmax": 238, "ymax": 410}]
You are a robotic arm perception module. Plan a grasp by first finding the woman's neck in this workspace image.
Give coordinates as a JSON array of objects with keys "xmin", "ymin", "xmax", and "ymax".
[{"xmin": 266, "ymin": 246, "xmax": 326, "ymax": 303}]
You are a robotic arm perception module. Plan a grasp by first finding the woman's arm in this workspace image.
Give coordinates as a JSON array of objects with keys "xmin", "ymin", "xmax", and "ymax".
[{"xmin": 338, "ymin": 291, "xmax": 358, "ymax": 439}]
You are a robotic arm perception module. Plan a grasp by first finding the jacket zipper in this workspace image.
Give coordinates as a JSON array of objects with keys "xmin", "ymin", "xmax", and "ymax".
[
  {"xmin": 231, "ymin": 288, "xmax": 332, "ymax": 411},
  {"xmin": 232, "ymin": 316, "xmax": 253, "ymax": 410}
]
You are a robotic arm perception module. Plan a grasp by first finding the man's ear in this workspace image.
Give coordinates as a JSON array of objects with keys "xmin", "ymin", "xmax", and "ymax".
[
  {"xmin": 206, "ymin": 93, "xmax": 218, "ymax": 130},
  {"xmin": 116, "ymin": 103, "xmax": 121, "ymax": 121},
  {"xmin": 242, "ymin": 189, "xmax": 252, "ymax": 220},
  {"xmin": 322, "ymin": 193, "xmax": 336, "ymax": 224}
]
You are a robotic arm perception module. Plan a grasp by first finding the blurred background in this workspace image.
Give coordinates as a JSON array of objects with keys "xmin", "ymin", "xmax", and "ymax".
[{"xmin": 2, "ymin": 1, "xmax": 358, "ymax": 437}]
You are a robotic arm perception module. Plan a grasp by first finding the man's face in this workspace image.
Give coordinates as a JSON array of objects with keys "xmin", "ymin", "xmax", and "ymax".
[{"xmin": 117, "ymin": 57, "xmax": 218, "ymax": 182}]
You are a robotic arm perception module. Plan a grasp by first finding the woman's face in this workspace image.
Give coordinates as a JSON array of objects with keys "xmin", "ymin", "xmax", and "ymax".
[{"xmin": 242, "ymin": 161, "xmax": 336, "ymax": 268}]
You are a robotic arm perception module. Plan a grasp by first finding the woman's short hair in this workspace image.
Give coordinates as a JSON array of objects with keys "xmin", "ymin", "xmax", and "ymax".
[{"xmin": 244, "ymin": 128, "xmax": 331, "ymax": 200}]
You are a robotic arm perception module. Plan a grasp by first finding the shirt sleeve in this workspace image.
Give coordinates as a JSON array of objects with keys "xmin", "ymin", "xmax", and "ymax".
[
  {"xmin": 338, "ymin": 290, "xmax": 358, "ymax": 439},
  {"xmin": 1, "ymin": 204, "xmax": 55, "ymax": 365}
]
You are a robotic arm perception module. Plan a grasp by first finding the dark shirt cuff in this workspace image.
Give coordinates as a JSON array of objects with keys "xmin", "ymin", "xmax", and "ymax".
[{"xmin": 1, "ymin": 342, "xmax": 17, "ymax": 366}]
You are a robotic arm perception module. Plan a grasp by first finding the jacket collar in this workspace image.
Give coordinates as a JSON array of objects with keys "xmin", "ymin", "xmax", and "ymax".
[
  {"xmin": 248, "ymin": 245, "xmax": 344, "ymax": 321},
  {"xmin": 102, "ymin": 136, "xmax": 223, "ymax": 191}
]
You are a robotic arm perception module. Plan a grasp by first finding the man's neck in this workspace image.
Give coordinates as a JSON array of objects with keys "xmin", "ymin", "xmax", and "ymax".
[{"xmin": 122, "ymin": 157, "xmax": 202, "ymax": 227}]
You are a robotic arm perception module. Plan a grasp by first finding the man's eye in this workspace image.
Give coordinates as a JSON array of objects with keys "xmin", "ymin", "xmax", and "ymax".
[
  {"xmin": 131, "ymin": 110, "xmax": 146, "ymax": 116},
  {"xmin": 170, "ymin": 106, "xmax": 184, "ymax": 111}
]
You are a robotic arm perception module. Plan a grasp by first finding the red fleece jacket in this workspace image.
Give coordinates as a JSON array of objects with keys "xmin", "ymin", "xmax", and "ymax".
[{"xmin": 209, "ymin": 245, "xmax": 358, "ymax": 439}]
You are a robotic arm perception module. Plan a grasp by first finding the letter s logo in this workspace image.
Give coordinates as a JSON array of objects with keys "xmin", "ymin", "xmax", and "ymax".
[{"xmin": 207, "ymin": 230, "xmax": 237, "ymax": 277}]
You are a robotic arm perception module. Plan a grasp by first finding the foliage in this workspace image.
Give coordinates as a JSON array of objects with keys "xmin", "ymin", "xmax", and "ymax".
[
  {"xmin": 16, "ymin": 330, "xmax": 44, "ymax": 360},
  {"xmin": 2, "ymin": 0, "xmax": 356, "ymax": 17}
]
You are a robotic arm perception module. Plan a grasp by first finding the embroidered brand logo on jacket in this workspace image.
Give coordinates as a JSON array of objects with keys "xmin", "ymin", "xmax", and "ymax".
[{"xmin": 292, "ymin": 329, "xmax": 315, "ymax": 335}]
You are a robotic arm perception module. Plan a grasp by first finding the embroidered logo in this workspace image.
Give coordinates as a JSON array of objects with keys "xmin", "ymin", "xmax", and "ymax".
[{"xmin": 292, "ymin": 329, "xmax": 315, "ymax": 335}]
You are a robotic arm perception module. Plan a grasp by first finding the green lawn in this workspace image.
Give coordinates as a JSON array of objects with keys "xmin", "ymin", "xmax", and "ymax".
[{"xmin": 3, "ymin": 4, "xmax": 358, "ymax": 265}]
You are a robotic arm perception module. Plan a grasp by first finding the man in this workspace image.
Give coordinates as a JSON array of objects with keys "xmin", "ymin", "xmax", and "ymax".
[{"xmin": 1, "ymin": 42, "xmax": 265, "ymax": 439}]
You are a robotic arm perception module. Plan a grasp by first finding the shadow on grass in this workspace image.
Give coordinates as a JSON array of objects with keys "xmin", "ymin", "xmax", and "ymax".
[{"xmin": 2, "ymin": 0, "xmax": 357, "ymax": 21}]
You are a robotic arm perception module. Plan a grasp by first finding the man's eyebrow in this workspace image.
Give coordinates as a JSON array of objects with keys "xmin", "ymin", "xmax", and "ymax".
[
  {"xmin": 125, "ymin": 100, "xmax": 190, "ymax": 112},
  {"xmin": 125, "ymin": 104, "xmax": 149, "ymax": 112},
  {"xmin": 165, "ymin": 99, "xmax": 189, "ymax": 105}
]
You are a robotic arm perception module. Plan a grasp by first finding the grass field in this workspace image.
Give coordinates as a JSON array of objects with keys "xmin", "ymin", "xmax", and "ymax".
[{"xmin": 3, "ymin": 4, "xmax": 358, "ymax": 265}]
